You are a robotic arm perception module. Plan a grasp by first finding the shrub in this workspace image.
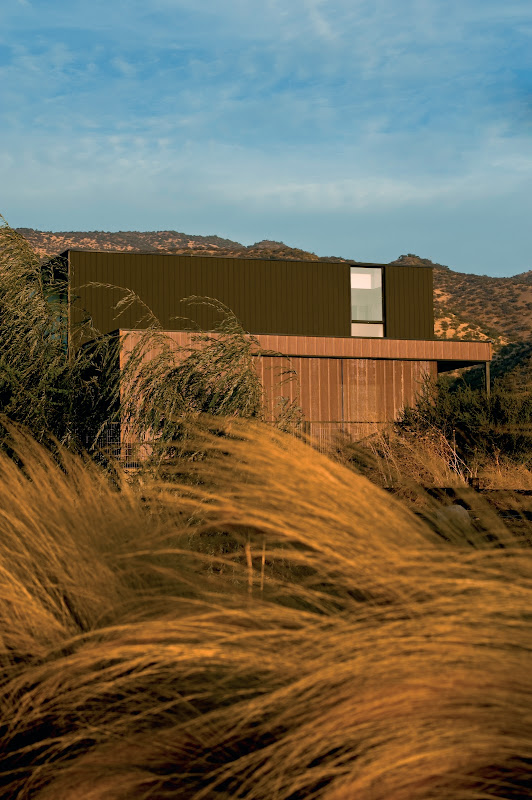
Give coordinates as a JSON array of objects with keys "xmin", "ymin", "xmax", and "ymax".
[
  {"xmin": 398, "ymin": 376, "xmax": 532, "ymax": 467},
  {"xmin": 0, "ymin": 216, "xmax": 117, "ymax": 446}
]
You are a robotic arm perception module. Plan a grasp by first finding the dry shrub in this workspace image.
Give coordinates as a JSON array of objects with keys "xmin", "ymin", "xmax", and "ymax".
[
  {"xmin": 331, "ymin": 428, "xmax": 469, "ymax": 508},
  {"xmin": 334, "ymin": 426, "xmax": 532, "ymax": 497},
  {"xmin": 477, "ymin": 457, "xmax": 532, "ymax": 491},
  {"xmin": 0, "ymin": 421, "xmax": 531, "ymax": 799}
]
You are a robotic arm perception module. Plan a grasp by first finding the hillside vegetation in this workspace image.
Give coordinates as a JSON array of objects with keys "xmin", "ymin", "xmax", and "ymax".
[
  {"xmin": 14, "ymin": 227, "xmax": 345, "ymax": 263},
  {"xmin": 17, "ymin": 228, "xmax": 532, "ymax": 344},
  {"xmin": 17, "ymin": 227, "xmax": 532, "ymax": 390}
]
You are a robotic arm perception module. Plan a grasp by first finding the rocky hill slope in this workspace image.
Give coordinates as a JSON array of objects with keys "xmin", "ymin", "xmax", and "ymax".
[
  {"xmin": 391, "ymin": 255, "xmax": 532, "ymax": 347},
  {"xmin": 16, "ymin": 228, "xmax": 531, "ymax": 386},
  {"xmin": 15, "ymin": 228, "xmax": 347, "ymax": 264}
]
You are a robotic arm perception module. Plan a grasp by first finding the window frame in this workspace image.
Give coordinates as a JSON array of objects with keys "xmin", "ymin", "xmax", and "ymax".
[{"xmin": 350, "ymin": 266, "xmax": 384, "ymax": 337}]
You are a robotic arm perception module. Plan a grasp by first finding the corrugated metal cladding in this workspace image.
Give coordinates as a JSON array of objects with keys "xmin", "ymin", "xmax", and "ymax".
[
  {"xmin": 68, "ymin": 250, "xmax": 351, "ymax": 342},
  {"xmin": 119, "ymin": 330, "xmax": 491, "ymax": 366},
  {"xmin": 383, "ymin": 265, "xmax": 434, "ymax": 340},
  {"xmin": 119, "ymin": 330, "xmax": 438, "ymax": 439},
  {"xmin": 257, "ymin": 356, "xmax": 437, "ymax": 426}
]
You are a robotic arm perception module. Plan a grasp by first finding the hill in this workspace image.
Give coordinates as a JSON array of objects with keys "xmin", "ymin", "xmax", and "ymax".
[
  {"xmin": 14, "ymin": 228, "xmax": 347, "ymax": 263},
  {"xmin": 15, "ymin": 228, "xmax": 531, "ymax": 385}
]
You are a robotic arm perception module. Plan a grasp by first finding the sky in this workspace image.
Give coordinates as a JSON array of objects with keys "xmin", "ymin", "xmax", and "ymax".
[{"xmin": 1, "ymin": 0, "xmax": 531, "ymax": 276}]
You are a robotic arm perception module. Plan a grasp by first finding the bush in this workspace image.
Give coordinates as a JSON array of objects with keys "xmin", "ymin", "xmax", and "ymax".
[
  {"xmin": 398, "ymin": 377, "xmax": 532, "ymax": 467},
  {"xmin": 0, "ymin": 216, "xmax": 118, "ymax": 446}
]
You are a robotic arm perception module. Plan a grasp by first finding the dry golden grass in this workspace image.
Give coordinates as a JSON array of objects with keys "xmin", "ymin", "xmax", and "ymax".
[
  {"xmin": 333, "ymin": 426, "xmax": 532, "ymax": 499},
  {"xmin": 345, "ymin": 428, "xmax": 470, "ymax": 489},
  {"xmin": 0, "ymin": 421, "xmax": 531, "ymax": 799},
  {"xmin": 477, "ymin": 458, "xmax": 532, "ymax": 491}
]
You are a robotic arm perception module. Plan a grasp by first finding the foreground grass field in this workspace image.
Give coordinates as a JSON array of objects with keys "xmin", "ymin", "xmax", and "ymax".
[{"xmin": 0, "ymin": 421, "xmax": 531, "ymax": 799}]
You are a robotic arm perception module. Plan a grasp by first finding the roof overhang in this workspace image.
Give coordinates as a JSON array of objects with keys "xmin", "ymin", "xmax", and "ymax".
[{"xmin": 117, "ymin": 330, "xmax": 492, "ymax": 366}]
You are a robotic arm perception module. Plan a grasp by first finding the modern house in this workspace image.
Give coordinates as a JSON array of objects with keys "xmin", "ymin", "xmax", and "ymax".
[{"xmin": 52, "ymin": 249, "xmax": 492, "ymax": 443}]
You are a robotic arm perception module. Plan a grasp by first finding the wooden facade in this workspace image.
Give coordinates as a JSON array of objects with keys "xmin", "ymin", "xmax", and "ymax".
[
  {"xmin": 120, "ymin": 330, "xmax": 492, "ymax": 441},
  {"xmin": 45, "ymin": 249, "xmax": 492, "ymax": 441}
]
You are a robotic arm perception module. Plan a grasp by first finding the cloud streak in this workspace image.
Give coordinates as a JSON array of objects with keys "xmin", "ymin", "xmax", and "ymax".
[{"xmin": 0, "ymin": 0, "xmax": 531, "ymax": 274}]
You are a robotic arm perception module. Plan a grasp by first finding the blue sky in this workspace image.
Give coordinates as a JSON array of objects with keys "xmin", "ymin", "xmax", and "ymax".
[{"xmin": 1, "ymin": 0, "xmax": 531, "ymax": 276}]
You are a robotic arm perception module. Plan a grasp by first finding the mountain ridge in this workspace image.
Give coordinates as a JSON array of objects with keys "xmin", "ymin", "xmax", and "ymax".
[{"xmin": 15, "ymin": 229, "xmax": 532, "ymax": 374}]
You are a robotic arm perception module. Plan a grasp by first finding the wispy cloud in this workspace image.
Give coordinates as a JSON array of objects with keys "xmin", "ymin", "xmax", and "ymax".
[
  {"xmin": 111, "ymin": 57, "xmax": 137, "ymax": 78},
  {"xmin": 0, "ymin": 0, "xmax": 531, "ymax": 274}
]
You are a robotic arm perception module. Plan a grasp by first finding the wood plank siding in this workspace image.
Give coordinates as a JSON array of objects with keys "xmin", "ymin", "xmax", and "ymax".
[
  {"xmin": 119, "ymin": 330, "xmax": 490, "ymax": 438},
  {"xmin": 249, "ymin": 334, "xmax": 491, "ymax": 363},
  {"xmin": 255, "ymin": 355, "xmax": 437, "ymax": 423}
]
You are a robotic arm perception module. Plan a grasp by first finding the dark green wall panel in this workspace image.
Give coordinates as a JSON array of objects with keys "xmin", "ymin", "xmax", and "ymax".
[
  {"xmin": 383, "ymin": 265, "xmax": 434, "ymax": 339},
  {"xmin": 68, "ymin": 251, "xmax": 351, "ymax": 340},
  {"xmin": 66, "ymin": 252, "xmax": 435, "ymax": 344}
]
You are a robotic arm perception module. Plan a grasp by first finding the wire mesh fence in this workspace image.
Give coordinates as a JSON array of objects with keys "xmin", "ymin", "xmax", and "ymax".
[
  {"xmin": 82, "ymin": 419, "xmax": 385, "ymax": 465},
  {"xmin": 80, "ymin": 422, "xmax": 149, "ymax": 468}
]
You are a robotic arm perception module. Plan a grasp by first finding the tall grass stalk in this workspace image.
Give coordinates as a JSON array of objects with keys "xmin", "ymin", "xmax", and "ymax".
[
  {"xmin": 0, "ymin": 217, "xmax": 117, "ymax": 446},
  {"xmin": 0, "ymin": 421, "xmax": 531, "ymax": 799},
  {"xmin": 0, "ymin": 218, "xmax": 301, "ymax": 451},
  {"xmin": 117, "ymin": 295, "xmax": 303, "ymax": 453}
]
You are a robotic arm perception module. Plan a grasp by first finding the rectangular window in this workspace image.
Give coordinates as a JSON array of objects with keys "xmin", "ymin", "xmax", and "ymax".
[{"xmin": 350, "ymin": 266, "xmax": 383, "ymax": 336}]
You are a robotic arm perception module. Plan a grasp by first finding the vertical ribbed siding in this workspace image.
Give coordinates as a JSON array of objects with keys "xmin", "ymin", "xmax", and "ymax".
[
  {"xmin": 257, "ymin": 353, "xmax": 436, "ymax": 429},
  {"xmin": 384, "ymin": 265, "xmax": 434, "ymax": 339},
  {"xmin": 119, "ymin": 329, "xmax": 446, "ymax": 441},
  {"xmin": 69, "ymin": 252, "xmax": 351, "ymax": 340}
]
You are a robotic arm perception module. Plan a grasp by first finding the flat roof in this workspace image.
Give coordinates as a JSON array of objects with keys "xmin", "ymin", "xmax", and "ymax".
[{"xmin": 55, "ymin": 249, "xmax": 397, "ymax": 268}]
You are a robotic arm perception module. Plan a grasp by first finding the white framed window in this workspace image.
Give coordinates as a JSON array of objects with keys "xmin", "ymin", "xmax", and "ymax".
[{"xmin": 350, "ymin": 267, "xmax": 383, "ymax": 336}]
